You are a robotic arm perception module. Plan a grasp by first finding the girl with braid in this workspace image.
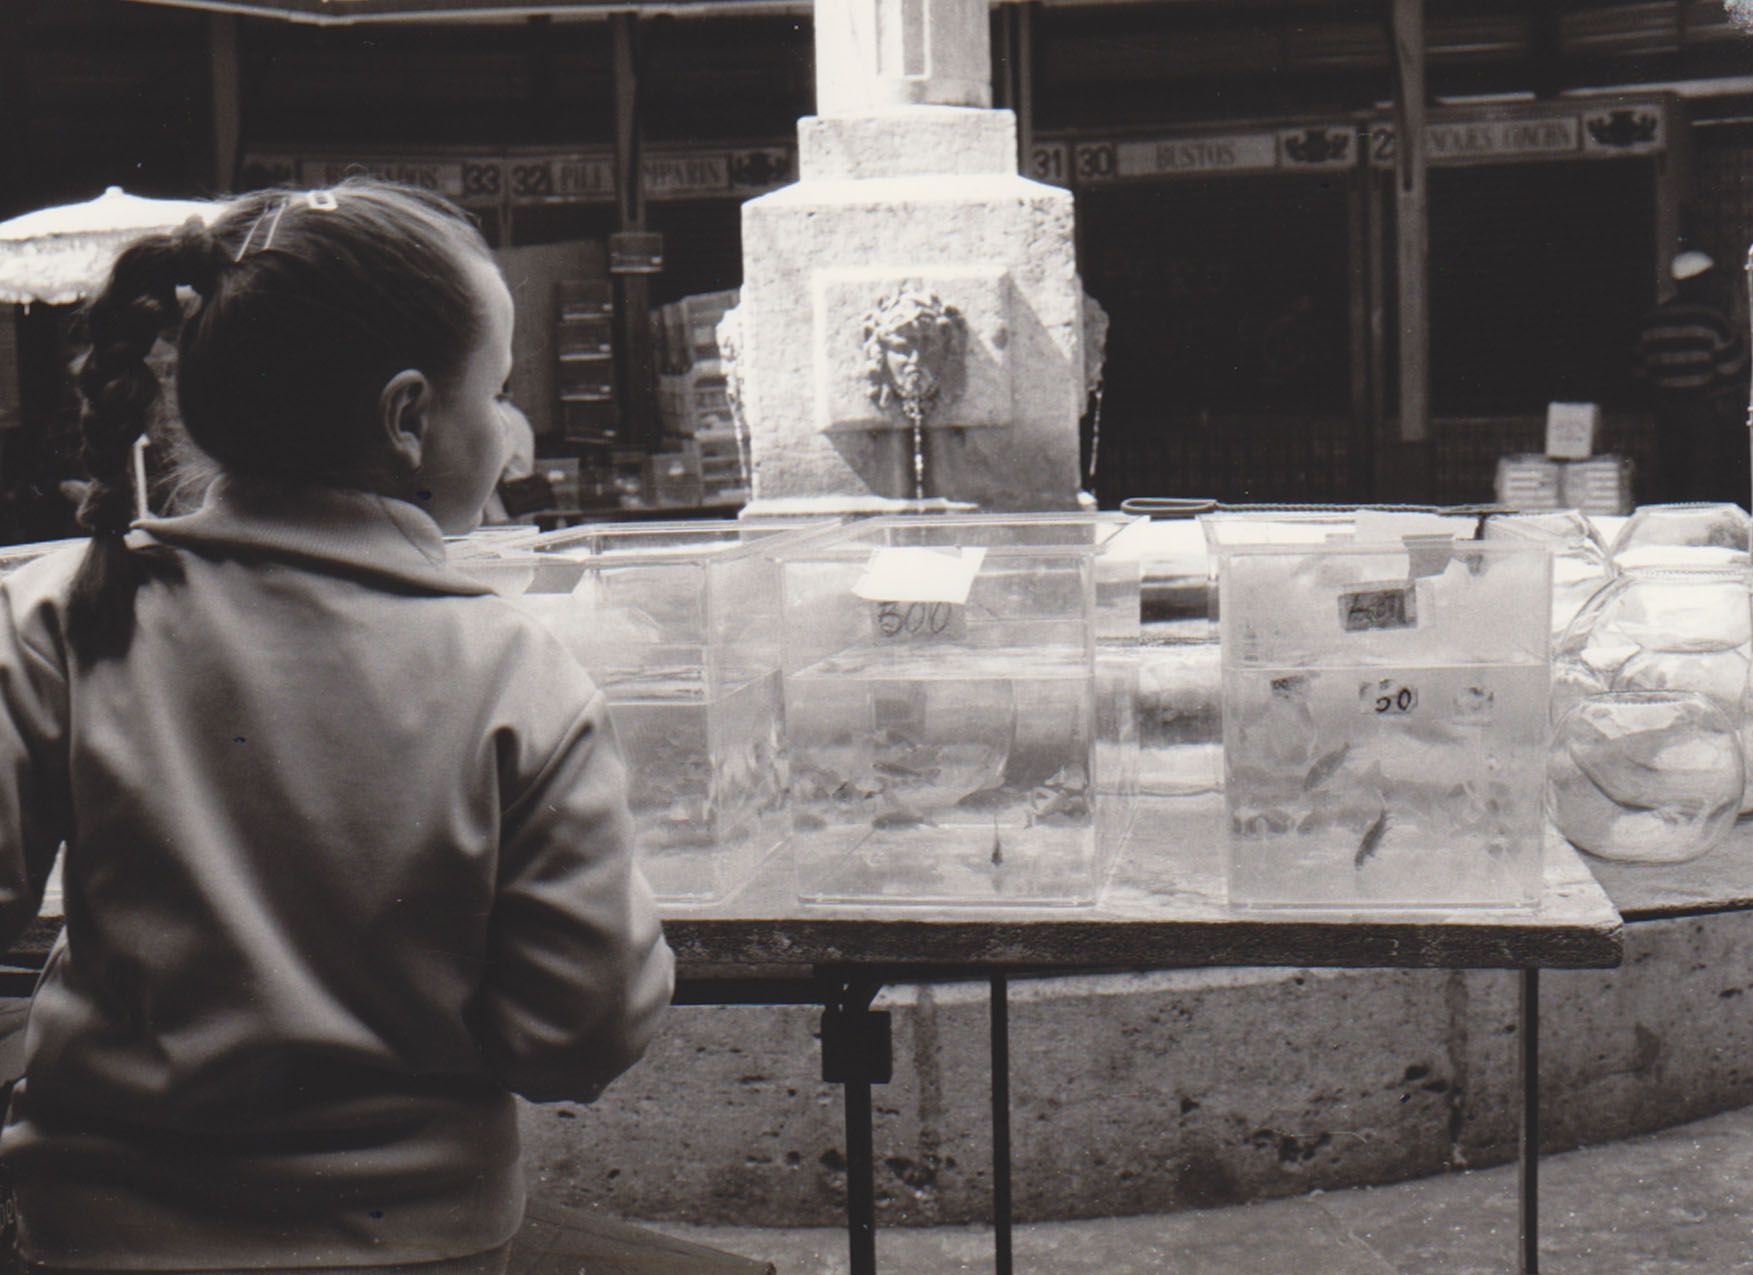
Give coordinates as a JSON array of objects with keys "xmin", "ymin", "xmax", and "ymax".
[{"xmin": 0, "ymin": 179, "xmax": 673, "ymax": 1272}]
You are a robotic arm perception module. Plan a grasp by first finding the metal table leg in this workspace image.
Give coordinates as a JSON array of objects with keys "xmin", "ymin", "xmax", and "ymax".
[
  {"xmin": 820, "ymin": 976, "xmax": 891, "ymax": 1275},
  {"xmin": 990, "ymin": 974, "xmax": 1013, "ymax": 1275},
  {"xmin": 1518, "ymin": 968, "xmax": 1540, "ymax": 1275}
]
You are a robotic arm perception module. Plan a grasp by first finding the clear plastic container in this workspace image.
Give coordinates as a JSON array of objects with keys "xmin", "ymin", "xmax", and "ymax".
[
  {"xmin": 1132, "ymin": 516, "xmax": 1221, "ymax": 796},
  {"xmin": 510, "ymin": 519, "xmax": 818, "ymax": 905},
  {"xmin": 1218, "ymin": 539, "xmax": 1551, "ymax": 910},
  {"xmin": 0, "ymin": 539, "xmax": 83, "ymax": 577},
  {"xmin": 778, "ymin": 512, "xmax": 1146, "ymax": 908}
]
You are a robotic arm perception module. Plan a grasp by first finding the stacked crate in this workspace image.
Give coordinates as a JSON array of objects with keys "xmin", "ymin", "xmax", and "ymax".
[
  {"xmin": 653, "ymin": 289, "xmax": 747, "ymax": 506},
  {"xmin": 554, "ymin": 280, "xmax": 618, "ymax": 447}
]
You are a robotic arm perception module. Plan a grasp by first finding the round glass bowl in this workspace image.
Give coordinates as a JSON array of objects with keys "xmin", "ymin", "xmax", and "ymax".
[
  {"xmin": 1482, "ymin": 509, "xmax": 1616, "ymax": 636},
  {"xmin": 1552, "ymin": 563, "xmax": 1753, "ymax": 811},
  {"xmin": 1548, "ymin": 691, "xmax": 1744, "ymax": 864},
  {"xmin": 1610, "ymin": 502, "xmax": 1751, "ymax": 571}
]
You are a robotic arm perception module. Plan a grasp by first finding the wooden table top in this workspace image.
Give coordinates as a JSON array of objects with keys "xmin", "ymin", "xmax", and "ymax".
[
  {"xmin": 2, "ymin": 797, "xmax": 1623, "ymax": 980},
  {"xmin": 665, "ymin": 795, "xmax": 1623, "ymax": 976},
  {"xmin": 1580, "ymin": 817, "xmax": 1753, "ymax": 923}
]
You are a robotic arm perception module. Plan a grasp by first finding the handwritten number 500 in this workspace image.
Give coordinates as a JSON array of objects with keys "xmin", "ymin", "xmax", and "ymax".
[{"xmin": 876, "ymin": 602, "xmax": 953, "ymax": 637}]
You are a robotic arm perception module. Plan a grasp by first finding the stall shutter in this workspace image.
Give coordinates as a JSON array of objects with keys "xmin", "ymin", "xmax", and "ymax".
[{"xmin": 1080, "ymin": 175, "xmax": 1357, "ymax": 505}]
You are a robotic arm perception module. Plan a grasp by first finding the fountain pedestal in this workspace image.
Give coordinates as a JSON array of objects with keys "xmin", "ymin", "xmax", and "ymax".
[{"xmin": 733, "ymin": 0, "xmax": 1086, "ymax": 514}]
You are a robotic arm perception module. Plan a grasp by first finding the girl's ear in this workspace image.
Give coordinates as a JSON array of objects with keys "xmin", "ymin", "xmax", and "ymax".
[{"xmin": 378, "ymin": 369, "xmax": 431, "ymax": 474}]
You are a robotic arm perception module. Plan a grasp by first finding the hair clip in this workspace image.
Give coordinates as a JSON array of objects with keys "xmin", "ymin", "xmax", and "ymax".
[
  {"xmin": 306, "ymin": 189, "xmax": 339, "ymax": 212},
  {"xmin": 232, "ymin": 209, "xmax": 268, "ymax": 263},
  {"xmin": 259, "ymin": 199, "xmax": 292, "ymax": 253}
]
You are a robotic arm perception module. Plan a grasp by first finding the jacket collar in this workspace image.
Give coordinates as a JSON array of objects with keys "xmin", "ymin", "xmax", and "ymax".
[{"xmin": 130, "ymin": 476, "xmax": 496, "ymax": 597}]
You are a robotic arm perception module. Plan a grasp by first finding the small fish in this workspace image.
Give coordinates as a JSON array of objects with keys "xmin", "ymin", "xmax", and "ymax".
[
  {"xmin": 1302, "ymin": 742, "xmax": 1351, "ymax": 792},
  {"xmin": 1355, "ymin": 808, "xmax": 1390, "ymax": 868},
  {"xmin": 875, "ymin": 759, "xmax": 939, "ymax": 781},
  {"xmin": 1271, "ymin": 673, "xmax": 1310, "ymax": 699},
  {"xmin": 873, "ymin": 806, "xmax": 931, "ymax": 831},
  {"xmin": 990, "ymin": 825, "xmax": 1005, "ymax": 867},
  {"xmin": 956, "ymin": 787, "xmax": 1014, "ymax": 812}
]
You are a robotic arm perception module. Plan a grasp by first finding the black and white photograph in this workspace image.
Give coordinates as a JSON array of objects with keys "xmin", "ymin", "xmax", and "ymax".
[{"xmin": 5, "ymin": 2, "xmax": 1753, "ymax": 1271}]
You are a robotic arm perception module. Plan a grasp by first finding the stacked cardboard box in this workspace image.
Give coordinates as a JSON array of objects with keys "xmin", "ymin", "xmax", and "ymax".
[
  {"xmin": 1558, "ymin": 454, "xmax": 1634, "ymax": 515},
  {"xmin": 1494, "ymin": 454, "xmax": 1563, "ymax": 511},
  {"xmin": 1492, "ymin": 403, "xmax": 1633, "ymax": 515}
]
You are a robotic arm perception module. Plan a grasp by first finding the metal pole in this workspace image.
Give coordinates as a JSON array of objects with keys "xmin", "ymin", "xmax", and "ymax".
[
  {"xmin": 991, "ymin": 974, "xmax": 1013, "ymax": 1275},
  {"xmin": 609, "ymin": 11, "xmax": 658, "ymax": 453},
  {"xmin": 208, "ymin": 14, "xmax": 241, "ymax": 194},
  {"xmin": 1014, "ymin": 3, "xmax": 1036, "ymax": 175},
  {"xmin": 1518, "ymin": 968, "xmax": 1540, "ymax": 1275},
  {"xmin": 845, "ymin": 1068, "xmax": 877, "ymax": 1275},
  {"xmin": 820, "ymin": 976, "xmax": 887, "ymax": 1275},
  {"xmin": 1390, "ymin": 0, "xmax": 1429, "ymax": 446}
]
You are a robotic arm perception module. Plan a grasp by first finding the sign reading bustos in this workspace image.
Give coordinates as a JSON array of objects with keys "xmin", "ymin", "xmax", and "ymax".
[{"xmin": 1068, "ymin": 124, "xmax": 1357, "ymax": 183}]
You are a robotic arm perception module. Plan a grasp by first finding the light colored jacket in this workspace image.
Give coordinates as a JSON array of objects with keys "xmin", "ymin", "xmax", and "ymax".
[{"xmin": 0, "ymin": 478, "xmax": 674, "ymax": 1271}]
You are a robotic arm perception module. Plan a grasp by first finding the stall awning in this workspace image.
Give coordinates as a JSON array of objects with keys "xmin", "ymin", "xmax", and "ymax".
[{"xmin": 123, "ymin": 0, "xmax": 811, "ymax": 22}]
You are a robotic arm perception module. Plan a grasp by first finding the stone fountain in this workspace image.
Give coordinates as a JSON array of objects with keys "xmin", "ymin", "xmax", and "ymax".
[{"xmin": 728, "ymin": 0, "xmax": 1090, "ymax": 515}]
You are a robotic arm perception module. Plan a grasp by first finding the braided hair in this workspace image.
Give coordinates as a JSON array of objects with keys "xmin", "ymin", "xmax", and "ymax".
[{"xmin": 66, "ymin": 177, "xmax": 493, "ymax": 664}]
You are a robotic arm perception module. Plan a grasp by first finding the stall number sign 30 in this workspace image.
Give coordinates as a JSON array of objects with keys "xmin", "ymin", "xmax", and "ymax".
[{"xmin": 852, "ymin": 547, "xmax": 985, "ymax": 643}]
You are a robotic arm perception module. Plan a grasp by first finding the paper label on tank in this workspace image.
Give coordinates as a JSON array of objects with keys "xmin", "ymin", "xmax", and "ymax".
[
  {"xmin": 1359, "ymin": 678, "xmax": 1419, "ymax": 715},
  {"xmin": 854, "ymin": 547, "xmax": 983, "ymax": 642},
  {"xmin": 853, "ymin": 547, "xmax": 986, "ymax": 605},
  {"xmin": 1337, "ymin": 581, "xmax": 1417, "ymax": 632}
]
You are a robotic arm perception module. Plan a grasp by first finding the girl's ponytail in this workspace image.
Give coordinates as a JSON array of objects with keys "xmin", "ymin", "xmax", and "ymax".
[{"xmin": 64, "ymin": 218, "xmax": 215, "ymax": 664}]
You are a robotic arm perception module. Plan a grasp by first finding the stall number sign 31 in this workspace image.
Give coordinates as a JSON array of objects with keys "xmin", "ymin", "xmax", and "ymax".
[{"xmin": 852, "ymin": 547, "xmax": 985, "ymax": 642}]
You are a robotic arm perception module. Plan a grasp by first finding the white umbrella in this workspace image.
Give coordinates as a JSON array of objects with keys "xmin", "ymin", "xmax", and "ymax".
[{"xmin": 0, "ymin": 186, "xmax": 229, "ymax": 307}]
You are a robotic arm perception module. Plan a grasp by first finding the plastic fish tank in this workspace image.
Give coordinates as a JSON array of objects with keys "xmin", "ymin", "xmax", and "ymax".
[
  {"xmin": 0, "ymin": 539, "xmax": 84, "ymax": 578},
  {"xmin": 508, "ymin": 519, "xmax": 824, "ymax": 905},
  {"xmin": 1129, "ymin": 515, "xmax": 1221, "ymax": 797},
  {"xmin": 777, "ymin": 512, "xmax": 1146, "ymax": 908},
  {"xmin": 1218, "ymin": 539, "xmax": 1551, "ymax": 911}
]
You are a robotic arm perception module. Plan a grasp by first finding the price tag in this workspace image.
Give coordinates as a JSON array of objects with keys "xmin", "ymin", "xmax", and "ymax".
[
  {"xmin": 854, "ymin": 547, "xmax": 984, "ymax": 642},
  {"xmin": 1360, "ymin": 679, "xmax": 1419, "ymax": 715},
  {"xmin": 1338, "ymin": 583, "xmax": 1417, "ymax": 632},
  {"xmin": 870, "ymin": 600, "xmax": 966, "ymax": 640}
]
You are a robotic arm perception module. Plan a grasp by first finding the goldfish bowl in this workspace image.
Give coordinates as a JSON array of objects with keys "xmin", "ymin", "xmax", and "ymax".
[{"xmin": 1548, "ymin": 690, "xmax": 1744, "ymax": 865}]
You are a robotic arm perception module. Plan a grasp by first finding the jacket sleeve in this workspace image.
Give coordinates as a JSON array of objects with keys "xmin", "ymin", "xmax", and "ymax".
[
  {"xmin": 476, "ymin": 687, "xmax": 674, "ymax": 1103},
  {"xmin": 0, "ymin": 570, "xmax": 69, "ymax": 954}
]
